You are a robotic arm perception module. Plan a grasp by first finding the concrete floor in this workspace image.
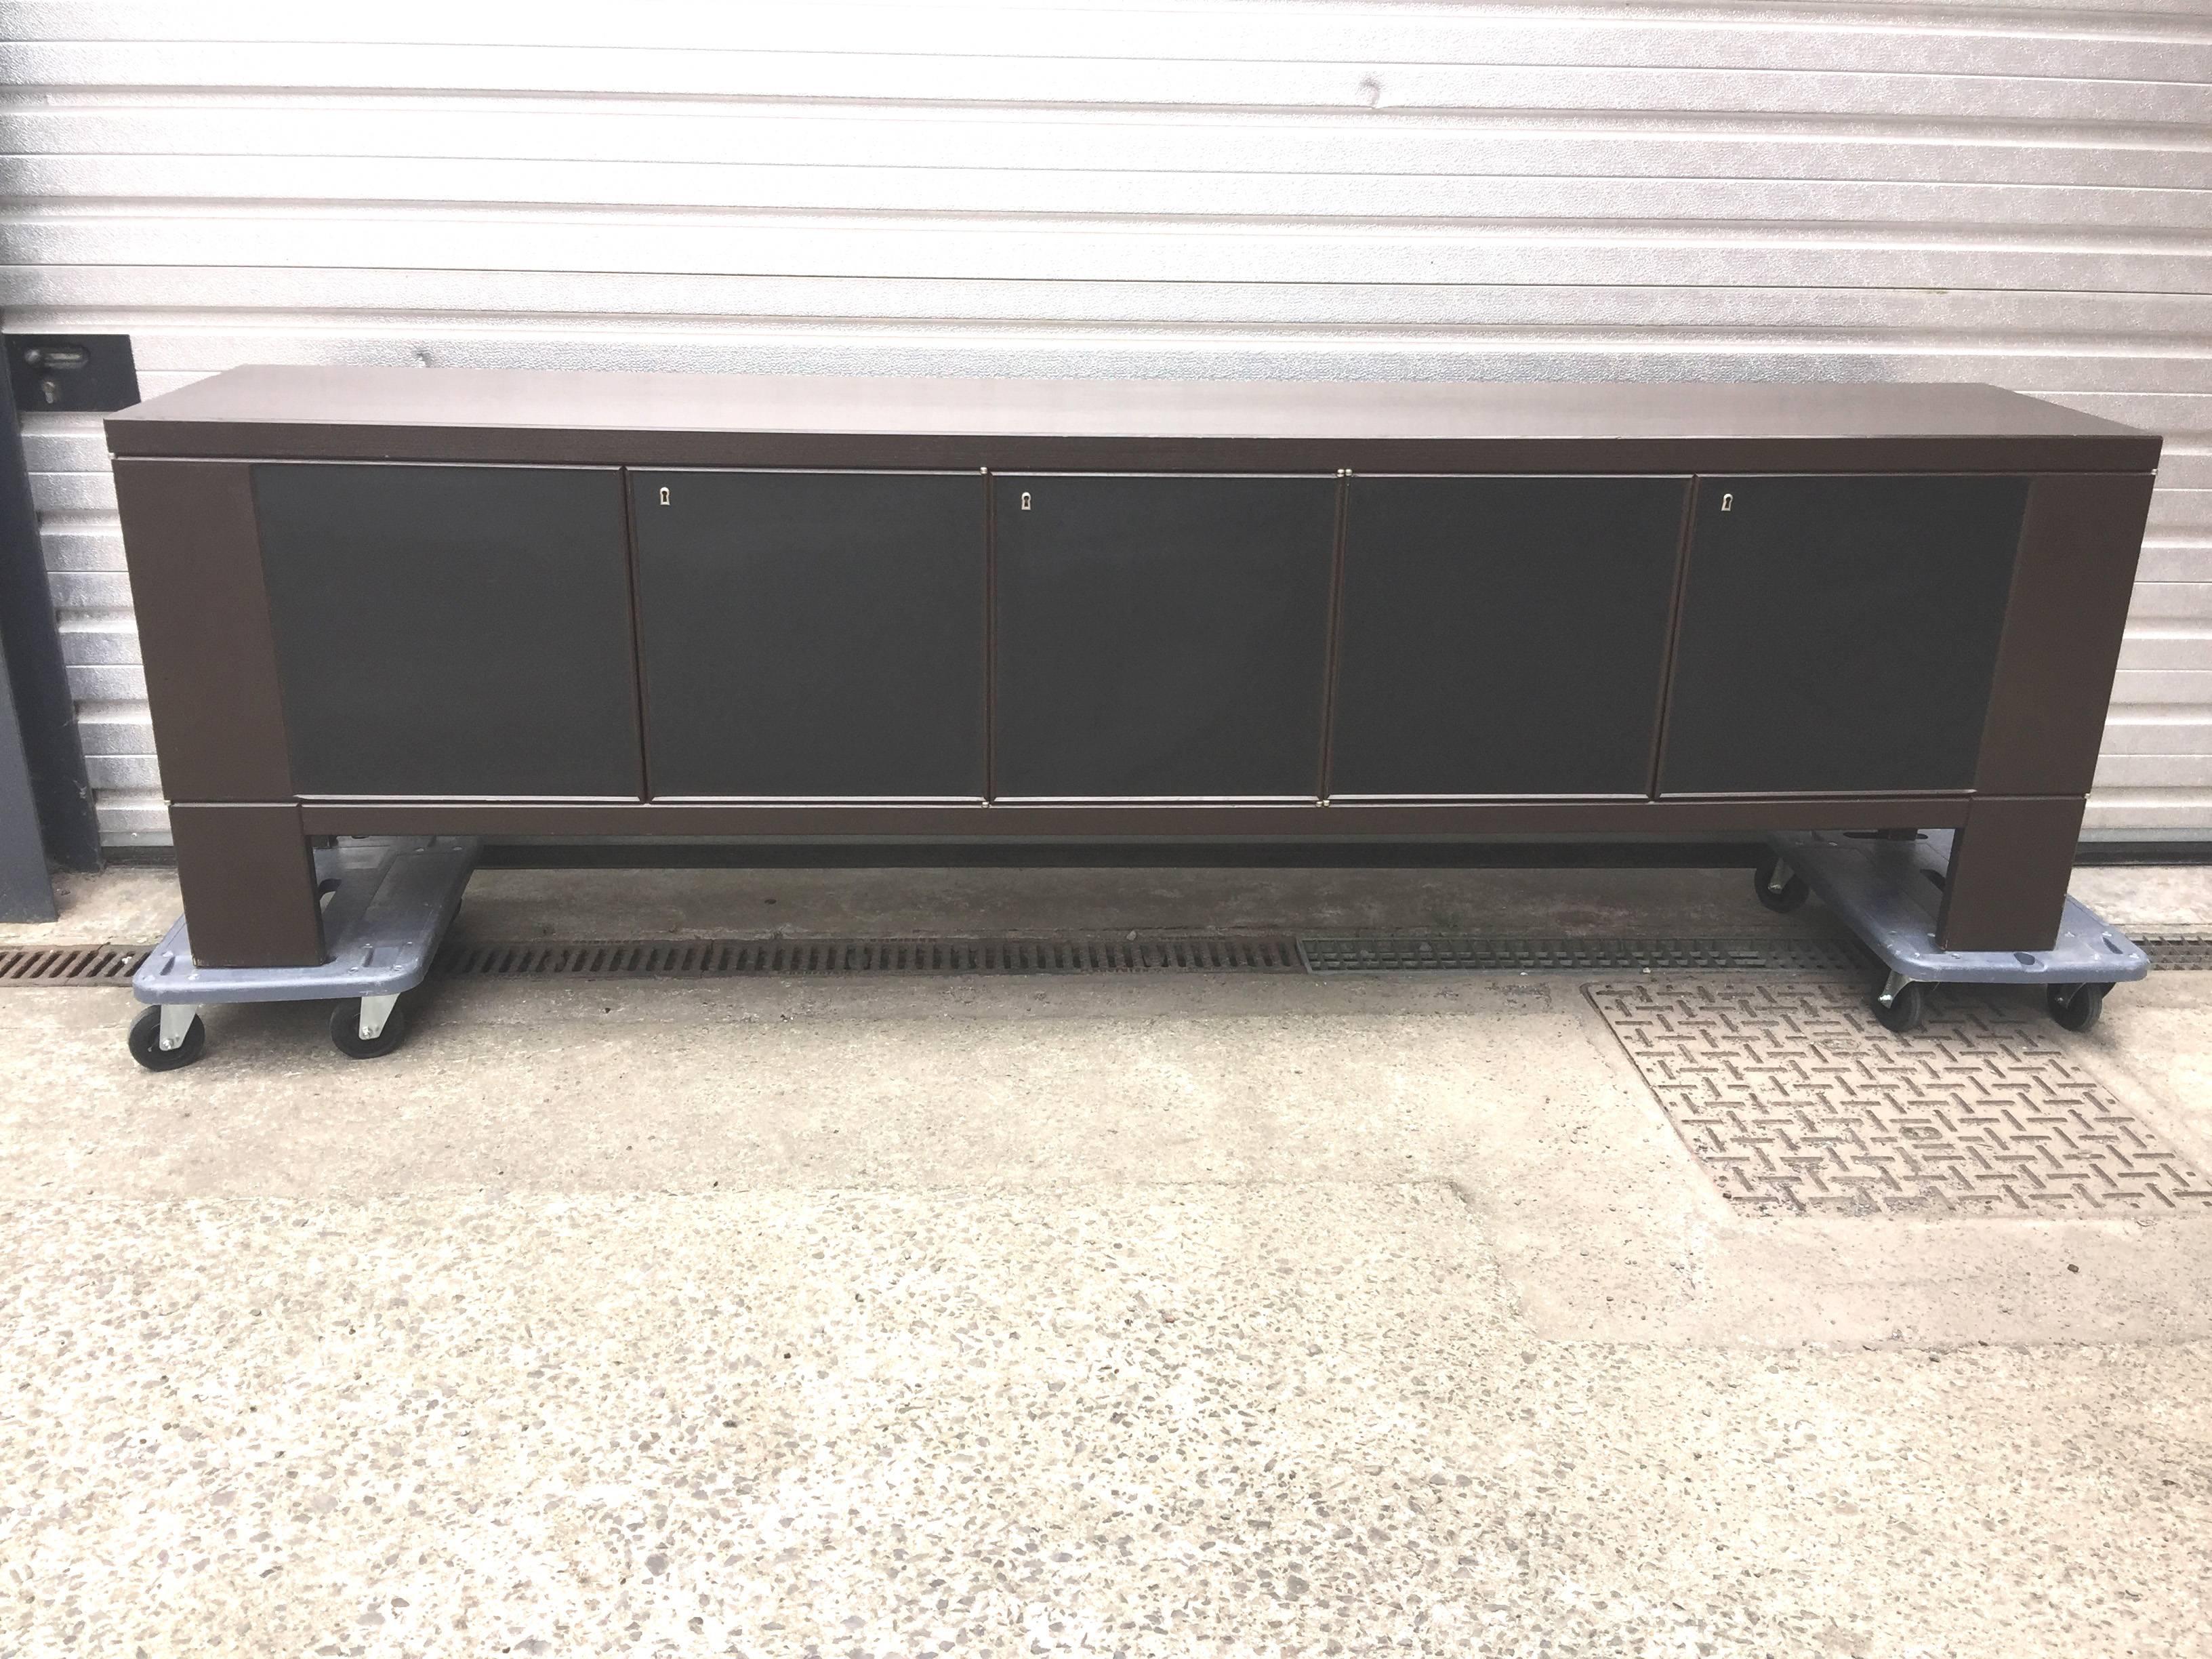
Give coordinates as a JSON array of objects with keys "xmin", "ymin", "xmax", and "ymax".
[{"xmin": 3, "ymin": 859, "xmax": 2211, "ymax": 1657}]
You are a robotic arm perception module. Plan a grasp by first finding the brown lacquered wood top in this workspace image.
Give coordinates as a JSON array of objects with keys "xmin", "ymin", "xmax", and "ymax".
[{"xmin": 107, "ymin": 366, "xmax": 2159, "ymax": 474}]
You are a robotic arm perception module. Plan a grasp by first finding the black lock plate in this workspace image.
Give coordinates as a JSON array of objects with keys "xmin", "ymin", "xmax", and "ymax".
[{"xmin": 6, "ymin": 334, "xmax": 140, "ymax": 413}]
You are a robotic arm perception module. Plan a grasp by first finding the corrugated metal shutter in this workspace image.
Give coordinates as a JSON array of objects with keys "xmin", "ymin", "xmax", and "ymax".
[{"xmin": 2, "ymin": 0, "xmax": 2206, "ymax": 842}]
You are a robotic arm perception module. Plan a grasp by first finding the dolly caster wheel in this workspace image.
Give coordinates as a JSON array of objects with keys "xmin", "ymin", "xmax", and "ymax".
[
  {"xmin": 129, "ymin": 1006, "xmax": 205, "ymax": 1071},
  {"xmin": 2047, "ymin": 983, "xmax": 2107, "ymax": 1033},
  {"xmin": 1753, "ymin": 851, "xmax": 1808, "ymax": 914},
  {"xmin": 1873, "ymin": 975, "xmax": 1926, "ymax": 1034},
  {"xmin": 331, "ymin": 996, "xmax": 407, "ymax": 1060}
]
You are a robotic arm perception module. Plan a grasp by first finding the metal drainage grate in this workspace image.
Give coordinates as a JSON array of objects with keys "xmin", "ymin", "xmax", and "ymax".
[
  {"xmin": 2140, "ymin": 935, "xmax": 2212, "ymax": 971},
  {"xmin": 1298, "ymin": 935, "xmax": 1871, "ymax": 975},
  {"xmin": 0, "ymin": 942, "xmax": 141, "ymax": 986},
  {"xmin": 5, "ymin": 928, "xmax": 2201, "ymax": 989},
  {"xmin": 1592, "ymin": 978, "xmax": 2212, "ymax": 1218},
  {"xmin": 433, "ymin": 933, "xmax": 1307, "ymax": 979}
]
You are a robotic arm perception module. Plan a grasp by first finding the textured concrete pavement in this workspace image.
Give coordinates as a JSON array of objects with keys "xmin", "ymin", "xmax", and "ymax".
[{"xmin": 3, "ymin": 861, "xmax": 2211, "ymax": 1657}]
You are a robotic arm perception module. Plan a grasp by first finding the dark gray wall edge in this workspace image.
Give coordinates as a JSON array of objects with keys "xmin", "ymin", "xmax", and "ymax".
[
  {"xmin": 0, "ymin": 393, "xmax": 98, "ymax": 874},
  {"xmin": 0, "ymin": 619, "xmax": 58, "ymax": 920}
]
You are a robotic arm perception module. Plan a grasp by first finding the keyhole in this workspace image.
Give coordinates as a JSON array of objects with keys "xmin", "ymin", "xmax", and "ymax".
[
  {"xmin": 1019, "ymin": 491, "xmax": 1031, "ymax": 511},
  {"xmin": 1720, "ymin": 492, "xmax": 1734, "ymax": 512},
  {"xmin": 659, "ymin": 487, "xmax": 670, "ymax": 506}
]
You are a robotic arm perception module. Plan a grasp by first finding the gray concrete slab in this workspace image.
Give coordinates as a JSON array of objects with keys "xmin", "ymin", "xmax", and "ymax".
[
  {"xmin": 15, "ymin": 968, "xmax": 2212, "ymax": 1352},
  {"xmin": 2072, "ymin": 863, "xmax": 2212, "ymax": 932},
  {"xmin": 5, "ymin": 1185, "xmax": 2211, "ymax": 1659},
  {"xmin": 3, "ymin": 861, "xmax": 2212, "ymax": 1656},
  {"xmin": 442, "ymin": 861, "xmax": 1843, "ymax": 943},
  {"xmin": 0, "ymin": 860, "xmax": 179, "ymax": 946}
]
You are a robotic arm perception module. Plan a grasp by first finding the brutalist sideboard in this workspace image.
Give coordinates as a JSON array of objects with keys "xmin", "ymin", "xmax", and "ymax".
[{"xmin": 106, "ymin": 368, "xmax": 2158, "ymax": 969}]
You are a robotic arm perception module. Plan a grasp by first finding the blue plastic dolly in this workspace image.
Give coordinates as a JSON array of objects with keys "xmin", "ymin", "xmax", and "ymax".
[
  {"xmin": 127, "ymin": 836, "xmax": 480, "ymax": 1070},
  {"xmin": 1753, "ymin": 828, "xmax": 2148, "ymax": 1036}
]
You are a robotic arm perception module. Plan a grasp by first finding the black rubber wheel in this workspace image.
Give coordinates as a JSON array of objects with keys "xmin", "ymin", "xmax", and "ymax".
[
  {"xmin": 330, "ymin": 998, "xmax": 408, "ymax": 1060},
  {"xmin": 1873, "ymin": 978, "xmax": 1927, "ymax": 1034},
  {"xmin": 1753, "ymin": 851, "xmax": 1809, "ymax": 914},
  {"xmin": 129, "ymin": 1006, "xmax": 205, "ymax": 1071},
  {"xmin": 2047, "ymin": 983, "xmax": 2106, "ymax": 1033}
]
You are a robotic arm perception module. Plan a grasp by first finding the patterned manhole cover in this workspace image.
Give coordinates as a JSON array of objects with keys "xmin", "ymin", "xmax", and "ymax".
[{"xmin": 1589, "ymin": 979, "xmax": 2212, "ymax": 1218}]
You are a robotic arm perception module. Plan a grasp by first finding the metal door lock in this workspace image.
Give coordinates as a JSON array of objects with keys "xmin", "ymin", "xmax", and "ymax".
[
  {"xmin": 658, "ymin": 486, "xmax": 670, "ymax": 505},
  {"xmin": 1720, "ymin": 493, "xmax": 1734, "ymax": 512},
  {"xmin": 6, "ymin": 333, "xmax": 140, "ymax": 413},
  {"xmin": 1020, "ymin": 491, "xmax": 1032, "ymax": 510}
]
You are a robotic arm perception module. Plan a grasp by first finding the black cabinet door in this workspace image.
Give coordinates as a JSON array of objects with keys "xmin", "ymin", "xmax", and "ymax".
[
  {"xmin": 632, "ymin": 471, "xmax": 986, "ymax": 798},
  {"xmin": 994, "ymin": 474, "xmax": 1337, "ymax": 798},
  {"xmin": 1659, "ymin": 475, "xmax": 2028, "ymax": 795},
  {"xmin": 253, "ymin": 464, "xmax": 640, "ymax": 797},
  {"xmin": 1330, "ymin": 476, "xmax": 1688, "ymax": 796}
]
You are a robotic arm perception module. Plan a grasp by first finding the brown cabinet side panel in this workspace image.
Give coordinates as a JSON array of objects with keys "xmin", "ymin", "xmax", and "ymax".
[
  {"xmin": 169, "ymin": 802, "xmax": 325, "ymax": 968},
  {"xmin": 1935, "ymin": 794, "xmax": 2086, "ymax": 954},
  {"xmin": 112, "ymin": 459, "xmax": 294, "ymax": 802},
  {"xmin": 1975, "ymin": 472, "xmax": 2155, "ymax": 798}
]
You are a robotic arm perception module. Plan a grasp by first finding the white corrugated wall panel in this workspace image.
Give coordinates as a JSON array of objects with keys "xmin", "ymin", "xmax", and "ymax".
[{"xmin": 1, "ymin": 0, "xmax": 2207, "ymax": 840}]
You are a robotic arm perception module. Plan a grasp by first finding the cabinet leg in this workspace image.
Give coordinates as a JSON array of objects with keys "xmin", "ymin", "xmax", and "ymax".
[
  {"xmin": 169, "ymin": 802, "xmax": 327, "ymax": 968},
  {"xmin": 1935, "ymin": 795, "xmax": 2085, "ymax": 954}
]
